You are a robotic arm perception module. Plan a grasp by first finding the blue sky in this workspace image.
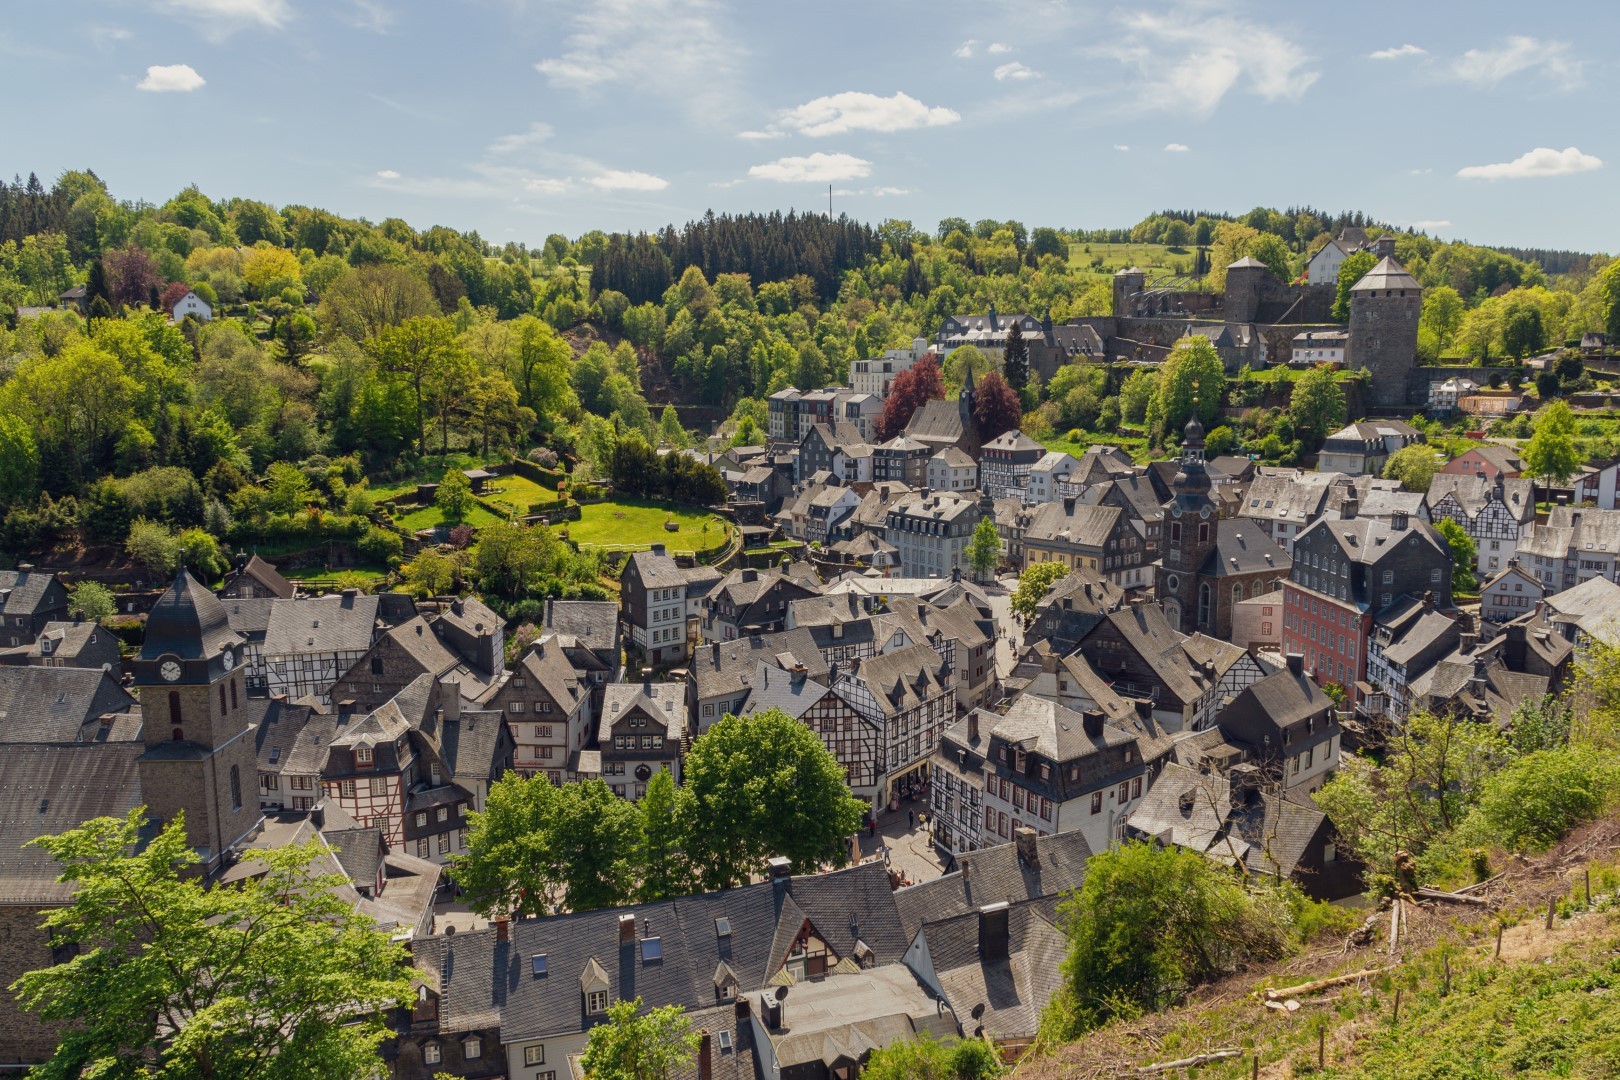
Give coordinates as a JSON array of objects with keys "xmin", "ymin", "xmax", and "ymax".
[{"xmin": 2, "ymin": 0, "xmax": 1614, "ymax": 252}]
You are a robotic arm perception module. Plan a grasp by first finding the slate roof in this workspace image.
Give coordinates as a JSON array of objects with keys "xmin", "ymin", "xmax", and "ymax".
[
  {"xmin": 1217, "ymin": 665, "xmax": 1333, "ymax": 751},
  {"xmin": 990, "ymin": 693, "xmax": 1134, "ymax": 762},
  {"xmin": 841, "ymin": 641, "xmax": 951, "ymax": 719},
  {"xmin": 787, "ymin": 594, "xmax": 866, "ymax": 628},
  {"xmin": 543, "ymin": 600, "xmax": 619, "ymax": 654},
  {"xmin": 0, "ymin": 667, "xmax": 140, "ymax": 743},
  {"xmin": 1243, "ymin": 471, "xmax": 1337, "ymax": 524},
  {"xmin": 903, "ymin": 400, "xmax": 968, "ymax": 445},
  {"xmin": 690, "ymin": 630, "xmax": 830, "ymax": 703},
  {"xmin": 600, "ymin": 681, "xmax": 687, "ymax": 741},
  {"xmin": 625, "ymin": 548, "xmax": 686, "ymax": 590},
  {"xmin": 1087, "ymin": 604, "xmax": 1240, "ymax": 707},
  {"xmin": 262, "ymin": 593, "xmax": 383, "ymax": 657},
  {"xmin": 757, "ymin": 964, "xmax": 954, "ymax": 1069},
  {"xmin": 0, "ymin": 743, "xmax": 146, "ymax": 903},
  {"xmin": 1022, "ymin": 500, "xmax": 1123, "ymax": 549},
  {"xmin": 1428, "ymin": 473, "xmax": 1534, "ymax": 524},
  {"xmin": 222, "ymin": 597, "xmax": 276, "ymax": 638},
  {"xmin": 251, "ymin": 696, "xmax": 319, "ymax": 772},
  {"xmin": 439, "ymin": 711, "xmax": 509, "ymax": 785},
  {"xmin": 1128, "ymin": 762, "xmax": 1329, "ymax": 880},
  {"xmin": 923, "ymin": 902, "xmax": 1068, "ymax": 1041},
  {"xmin": 0, "ymin": 570, "xmax": 63, "ymax": 618},
  {"xmin": 141, "ymin": 569, "xmax": 242, "ymax": 661},
  {"xmin": 411, "ymin": 926, "xmax": 514, "ymax": 1034},
  {"xmin": 1382, "ymin": 609, "xmax": 1461, "ymax": 669},
  {"xmin": 741, "ymin": 665, "xmax": 854, "ymax": 725},
  {"xmin": 1199, "ymin": 517, "xmax": 1291, "ymax": 577},
  {"xmin": 20, "ymin": 620, "xmax": 113, "ymax": 663},
  {"xmin": 500, "ymin": 861, "xmax": 908, "ymax": 1042},
  {"xmin": 1350, "ymin": 256, "xmax": 1420, "ymax": 292},
  {"xmin": 230, "ymin": 554, "xmax": 296, "ymax": 599},
  {"xmin": 930, "ymin": 446, "xmax": 977, "ymax": 469},
  {"xmin": 893, "ymin": 830, "xmax": 1093, "ymax": 940}
]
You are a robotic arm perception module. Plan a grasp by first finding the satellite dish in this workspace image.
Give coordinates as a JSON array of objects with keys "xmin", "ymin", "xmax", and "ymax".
[
  {"xmin": 969, "ymin": 1003, "xmax": 985, "ymax": 1021},
  {"xmin": 773, "ymin": 986, "xmax": 789, "ymax": 1001},
  {"xmin": 972, "ymin": 1025, "xmax": 984, "ymax": 1039}
]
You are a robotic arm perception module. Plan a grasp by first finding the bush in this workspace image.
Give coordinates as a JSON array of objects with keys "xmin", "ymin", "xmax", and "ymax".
[
  {"xmin": 1468, "ymin": 749, "xmax": 1618, "ymax": 851},
  {"xmin": 356, "ymin": 526, "xmax": 403, "ymax": 564}
]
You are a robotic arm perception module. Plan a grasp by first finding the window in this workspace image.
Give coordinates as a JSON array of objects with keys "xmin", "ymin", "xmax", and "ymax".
[
  {"xmin": 463, "ymin": 1037, "xmax": 482, "ymax": 1060},
  {"xmin": 587, "ymin": 990, "xmax": 609, "ymax": 1014},
  {"xmin": 1132, "ymin": 777, "xmax": 1142, "ymax": 799},
  {"xmin": 509, "ymin": 701, "xmax": 525, "ymax": 714},
  {"xmin": 229, "ymin": 766, "xmax": 241, "ymax": 811},
  {"xmin": 437, "ymin": 807, "xmax": 448, "ymax": 822},
  {"xmin": 1118, "ymin": 781, "xmax": 1130, "ymax": 804},
  {"xmin": 438, "ymin": 832, "xmax": 450, "ymax": 854},
  {"xmin": 525, "ymin": 1045, "xmax": 546, "ymax": 1066},
  {"xmin": 423, "ymin": 1044, "xmax": 441, "ymax": 1065},
  {"xmin": 340, "ymin": 780, "xmax": 356, "ymax": 798},
  {"xmin": 168, "ymin": 691, "xmax": 182, "ymax": 728},
  {"xmin": 415, "ymin": 812, "xmax": 427, "ymax": 827},
  {"xmin": 356, "ymin": 746, "xmax": 373, "ymax": 764},
  {"xmin": 1323, "ymin": 842, "xmax": 1338, "ymax": 863},
  {"xmin": 1090, "ymin": 792, "xmax": 1103, "ymax": 814}
]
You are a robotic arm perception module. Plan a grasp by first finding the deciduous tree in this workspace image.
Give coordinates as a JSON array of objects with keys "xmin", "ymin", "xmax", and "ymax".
[
  {"xmin": 877, "ymin": 356, "xmax": 945, "ymax": 440},
  {"xmin": 579, "ymin": 998, "xmax": 699, "ymax": 1080},
  {"xmin": 1010, "ymin": 561, "xmax": 1069, "ymax": 622},
  {"xmin": 1382, "ymin": 444, "xmax": 1439, "ymax": 493},
  {"xmin": 436, "ymin": 467, "xmax": 474, "ymax": 523},
  {"xmin": 678, "ymin": 708, "xmax": 865, "ymax": 891},
  {"xmin": 1145, "ymin": 336, "xmax": 1224, "ymax": 445},
  {"xmin": 1287, "ymin": 364, "xmax": 1347, "ymax": 450},
  {"xmin": 1436, "ymin": 517, "xmax": 1476, "ymax": 592},
  {"xmin": 13, "ymin": 809, "xmax": 412, "ymax": 1080},
  {"xmin": 967, "ymin": 516, "xmax": 1001, "ymax": 581},
  {"xmin": 1523, "ymin": 400, "xmax": 1581, "ymax": 506},
  {"xmin": 971, "ymin": 369, "xmax": 1022, "ymax": 443}
]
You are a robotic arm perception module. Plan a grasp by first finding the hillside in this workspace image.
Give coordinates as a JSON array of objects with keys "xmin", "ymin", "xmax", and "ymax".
[{"xmin": 1021, "ymin": 814, "xmax": 1620, "ymax": 1078}]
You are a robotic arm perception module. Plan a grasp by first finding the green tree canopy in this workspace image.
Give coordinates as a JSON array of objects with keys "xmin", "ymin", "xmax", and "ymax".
[
  {"xmin": 678, "ymin": 708, "xmax": 866, "ymax": 891},
  {"xmin": 1382, "ymin": 444, "xmax": 1439, "ymax": 493},
  {"xmin": 1287, "ymin": 364, "xmax": 1347, "ymax": 450},
  {"xmin": 1332, "ymin": 251, "xmax": 1378, "ymax": 322},
  {"xmin": 1523, "ymin": 400, "xmax": 1581, "ymax": 493},
  {"xmin": 1010, "ymin": 561, "xmax": 1069, "ymax": 621},
  {"xmin": 578, "ymin": 998, "xmax": 699, "ymax": 1080},
  {"xmin": 1435, "ymin": 517, "xmax": 1476, "ymax": 592},
  {"xmin": 14, "ymin": 809, "xmax": 412, "ymax": 1080},
  {"xmin": 436, "ymin": 467, "xmax": 474, "ymax": 523},
  {"xmin": 967, "ymin": 516, "xmax": 1001, "ymax": 581},
  {"xmin": 1145, "ymin": 335, "xmax": 1224, "ymax": 445},
  {"xmin": 67, "ymin": 580, "xmax": 116, "ymax": 622}
]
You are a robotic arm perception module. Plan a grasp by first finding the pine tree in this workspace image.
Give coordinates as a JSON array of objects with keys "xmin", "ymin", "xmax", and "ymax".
[{"xmin": 1003, "ymin": 320, "xmax": 1029, "ymax": 392}]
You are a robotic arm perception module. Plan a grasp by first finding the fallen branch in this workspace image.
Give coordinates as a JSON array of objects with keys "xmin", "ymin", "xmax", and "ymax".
[
  {"xmin": 1265, "ymin": 966, "xmax": 1393, "ymax": 1001},
  {"xmin": 1455, "ymin": 872, "xmax": 1506, "ymax": 895},
  {"xmin": 1136, "ymin": 1048, "xmax": 1242, "ymax": 1073},
  {"xmin": 1387, "ymin": 898, "xmax": 1402, "ymax": 957},
  {"xmin": 1415, "ymin": 887, "xmax": 1489, "ymax": 907}
]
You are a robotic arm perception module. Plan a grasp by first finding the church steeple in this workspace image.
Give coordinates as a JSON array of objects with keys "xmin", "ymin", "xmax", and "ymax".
[{"xmin": 958, "ymin": 361, "xmax": 976, "ymax": 429}]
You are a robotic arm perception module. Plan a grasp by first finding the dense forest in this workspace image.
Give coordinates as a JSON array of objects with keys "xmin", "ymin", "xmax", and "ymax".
[{"xmin": 1, "ymin": 167, "xmax": 1618, "ymax": 577}]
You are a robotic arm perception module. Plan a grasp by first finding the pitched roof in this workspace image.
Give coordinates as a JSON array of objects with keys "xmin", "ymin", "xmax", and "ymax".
[
  {"xmin": 262, "ymin": 592, "xmax": 382, "ymax": 657},
  {"xmin": 989, "ymin": 693, "xmax": 1134, "ymax": 763},
  {"xmin": 231, "ymin": 554, "xmax": 295, "ymax": 599},
  {"xmin": 1199, "ymin": 517, "xmax": 1291, "ymax": 577},
  {"xmin": 0, "ymin": 667, "xmax": 140, "ymax": 744},
  {"xmin": 929, "ymin": 446, "xmax": 977, "ymax": 469},
  {"xmin": 141, "ymin": 569, "xmax": 243, "ymax": 661},
  {"xmin": 690, "ymin": 630, "xmax": 831, "ymax": 703},
  {"xmin": 1350, "ymin": 256, "xmax": 1420, "ymax": 292},
  {"xmin": 624, "ymin": 547, "xmax": 686, "ymax": 590},
  {"xmin": 923, "ymin": 902, "xmax": 1067, "ymax": 1040},
  {"xmin": 0, "ymin": 570, "xmax": 63, "ymax": 617},
  {"xmin": 840, "ymin": 641, "xmax": 951, "ymax": 719},
  {"xmin": 0, "ymin": 743, "xmax": 146, "ymax": 903},
  {"xmin": 1428, "ymin": 473, "xmax": 1534, "ymax": 523},
  {"xmin": 1022, "ymin": 499, "xmax": 1123, "ymax": 548},
  {"xmin": 893, "ymin": 830, "xmax": 1093, "ymax": 940},
  {"xmin": 600, "ymin": 681, "xmax": 687, "ymax": 741}
]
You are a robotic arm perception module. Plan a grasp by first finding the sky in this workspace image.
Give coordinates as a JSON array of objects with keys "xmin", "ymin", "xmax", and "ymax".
[{"xmin": 2, "ymin": 0, "xmax": 1615, "ymax": 253}]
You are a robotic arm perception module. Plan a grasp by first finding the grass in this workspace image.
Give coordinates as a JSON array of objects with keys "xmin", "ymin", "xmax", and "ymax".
[
  {"xmin": 564, "ymin": 498, "xmax": 730, "ymax": 552},
  {"xmin": 278, "ymin": 563, "xmax": 390, "ymax": 590},
  {"xmin": 393, "ymin": 501, "xmax": 504, "ymax": 532},
  {"xmin": 478, "ymin": 472, "xmax": 559, "ymax": 517},
  {"xmin": 1033, "ymin": 430, "xmax": 1156, "ymax": 464},
  {"xmin": 367, "ymin": 453, "xmax": 500, "ymax": 501},
  {"xmin": 1067, "ymin": 241, "xmax": 1192, "ymax": 281}
]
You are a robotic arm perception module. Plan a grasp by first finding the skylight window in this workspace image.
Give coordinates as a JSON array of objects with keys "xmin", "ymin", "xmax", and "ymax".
[
  {"xmin": 642, "ymin": 937, "xmax": 662, "ymax": 962},
  {"xmin": 715, "ymin": 917, "xmax": 732, "ymax": 937},
  {"xmin": 531, "ymin": 954, "xmax": 548, "ymax": 976}
]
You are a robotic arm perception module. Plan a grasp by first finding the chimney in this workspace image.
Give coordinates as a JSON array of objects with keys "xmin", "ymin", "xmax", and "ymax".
[
  {"xmin": 651, "ymin": 543, "xmax": 668, "ymax": 557},
  {"xmin": 1459, "ymin": 632, "xmax": 1477, "ymax": 654},
  {"xmin": 767, "ymin": 856, "xmax": 792, "ymax": 889},
  {"xmin": 642, "ymin": 666, "xmax": 654, "ymax": 688},
  {"xmin": 978, "ymin": 902, "xmax": 1010, "ymax": 961},
  {"xmin": 1082, "ymin": 709, "xmax": 1104, "ymax": 738},
  {"xmin": 618, "ymin": 913, "xmax": 637, "ymax": 945},
  {"xmin": 698, "ymin": 1031, "xmax": 712, "ymax": 1080},
  {"xmin": 1134, "ymin": 698, "xmax": 1153, "ymax": 720},
  {"xmin": 1340, "ymin": 487, "xmax": 1357, "ymax": 520},
  {"xmin": 967, "ymin": 710, "xmax": 979, "ymax": 743},
  {"xmin": 1285, "ymin": 652, "xmax": 1304, "ymax": 676},
  {"xmin": 495, "ymin": 917, "xmax": 509, "ymax": 942},
  {"xmin": 741, "ymin": 568, "xmax": 758, "ymax": 583},
  {"xmin": 1014, "ymin": 827, "xmax": 1039, "ymax": 868},
  {"xmin": 1229, "ymin": 763, "xmax": 1261, "ymax": 805},
  {"xmin": 1422, "ymin": 590, "xmax": 1434, "ymax": 611},
  {"xmin": 442, "ymin": 683, "xmax": 462, "ymax": 724}
]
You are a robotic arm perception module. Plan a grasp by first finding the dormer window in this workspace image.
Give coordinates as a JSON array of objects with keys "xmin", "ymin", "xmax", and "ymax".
[
  {"xmin": 463, "ymin": 1037, "xmax": 482, "ymax": 1060},
  {"xmin": 587, "ymin": 990, "xmax": 608, "ymax": 1014},
  {"xmin": 356, "ymin": 747, "xmax": 373, "ymax": 765},
  {"xmin": 423, "ymin": 1043, "xmax": 441, "ymax": 1065}
]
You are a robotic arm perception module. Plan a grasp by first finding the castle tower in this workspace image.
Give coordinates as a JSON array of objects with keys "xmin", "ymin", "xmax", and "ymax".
[
  {"xmin": 1348, "ymin": 256, "xmax": 1422, "ymax": 408},
  {"xmin": 1222, "ymin": 256, "xmax": 1268, "ymax": 324},
  {"xmin": 1113, "ymin": 266, "xmax": 1145, "ymax": 317},
  {"xmin": 1157, "ymin": 412, "xmax": 1219, "ymax": 634},
  {"xmin": 133, "ymin": 569, "xmax": 262, "ymax": 873}
]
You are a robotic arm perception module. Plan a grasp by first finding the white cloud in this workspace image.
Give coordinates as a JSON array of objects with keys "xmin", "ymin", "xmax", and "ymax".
[
  {"xmin": 988, "ymin": 42, "xmax": 1012, "ymax": 54},
  {"xmin": 89, "ymin": 25, "xmax": 134, "ymax": 49},
  {"xmin": 737, "ymin": 129, "xmax": 786, "ymax": 140},
  {"xmin": 873, "ymin": 186, "xmax": 911, "ymax": 196},
  {"xmin": 524, "ymin": 177, "xmax": 571, "ymax": 196},
  {"xmin": 1098, "ymin": 11, "xmax": 1317, "ymax": 117},
  {"xmin": 994, "ymin": 61, "xmax": 1037, "ymax": 81},
  {"xmin": 779, "ymin": 91, "xmax": 959, "ymax": 137},
  {"xmin": 153, "ymin": 0, "xmax": 291, "ymax": 30},
  {"xmin": 344, "ymin": 0, "xmax": 395, "ymax": 33},
  {"xmin": 1113, "ymin": 144, "xmax": 1131, "ymax": 151},
  {"xmin": 1457, "ymin": 146, "xmax": 1602, "ymax": 180},
  {"xmin": 1410, "ymin": 220, "xmax": 1452, "ymax": 230},
  {"xmin": 375, "ymin": 169, "xmax": 400, "ymax": 179},
  {"xmin": 1370, "ymin": 43, "xmax": 1425, "ymax": 60},
  {"xmin": 953, "ymin": 39, "xmax": 976, "ymax": 58},
  {"xmin": 748, "ymin": 152, "xmax": 872, "ymax": 183},
  {"xmin": 1449, "ymin": 36, "xmax": 1582, "ymax": 90},
  {"xmin": 535, "ymin": 0, "xmax": 739, "ymax": 120},
  {"xmin": 1163, "ymin": 142, "xmax": 1190, "ymax": 152},
  {"xmin": 137, "ymin": 63, "xmax": 205, "ymax": 91},
  {"xmin": 588, "ymin": 169, "xmax": 668, "ymax": 192},
  {"xmin": 488, "ymin": 122, "xmax": 554, "ymax": 154},
  {"xmin": 1410, "ymin": 167, "xmax": 1433, "ymax": 175}
]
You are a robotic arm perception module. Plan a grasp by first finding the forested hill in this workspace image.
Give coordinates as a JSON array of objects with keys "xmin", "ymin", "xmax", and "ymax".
[{"xmin": 591, "ymin": 212, "xmax": 894, "ymax": 305}]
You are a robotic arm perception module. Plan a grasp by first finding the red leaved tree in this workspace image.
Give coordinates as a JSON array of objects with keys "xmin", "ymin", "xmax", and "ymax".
[
  {"xmin": 159, "ymin": 280, "xmax": 192, "ymax": 312},
  {"xmin": 877, "ymin": 356, "xmax": 945, "ymax": 441},
  {"xmin": 972, "ymin": 370, "xmax": 1022, "ymax": 443}
]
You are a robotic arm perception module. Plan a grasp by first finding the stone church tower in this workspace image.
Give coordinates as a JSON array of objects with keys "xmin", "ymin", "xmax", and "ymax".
[
  {"xmin": 1157, "ymin": 412, "xmax": 1218, "ymax": 633},
  {"xmin": 133, "ymin": 569, "xmax": 262, "ymax": 873},
  {"xmin": 1348, "ymin": 256, "xmax": 1422, "ymax": 408}
]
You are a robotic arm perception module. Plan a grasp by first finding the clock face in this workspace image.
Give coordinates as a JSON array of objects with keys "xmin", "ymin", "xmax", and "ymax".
[
  {"xmin": 160, "ymin": 660, "xmax": 182, "ymax": 682},
  {"xmin": 221, "ymin": 648, "xmax": 235, "ymax": 671},
  {"xmin": 1200, "ymin": 506, "xmax": 1211, "ymax": 519}
]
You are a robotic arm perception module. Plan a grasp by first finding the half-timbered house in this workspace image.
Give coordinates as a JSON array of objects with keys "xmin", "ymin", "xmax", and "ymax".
[{"xmin": 1427, "ymin": 472, "xmax": 1535, "ymax": 577}]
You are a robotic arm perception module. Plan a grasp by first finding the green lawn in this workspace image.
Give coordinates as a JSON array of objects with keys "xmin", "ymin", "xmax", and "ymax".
[
  {"xmin": 393, "ymin": 501, "xmax": 504, "ymax": 532},
  {"xmin": 367, "ymin": 454, "xmax": 501, "ymax": 501},
  {"xmin": 479, "ymin": 472, "xmax": 559, "ymax": 517},
  {"xmin": 565, "ymin": 498, "xmax": 730, "ymax": 552},
  {"xmin": 1067, "ymin": 241, "xmax": 1197, "ymax": 282},
  {"xmin": 279, "ymin": 563, "xmax": 390, "ymax": 590},
  {"xmin": 1034, "ymin": 430, "xmax": 1155, "ymax": 464}
]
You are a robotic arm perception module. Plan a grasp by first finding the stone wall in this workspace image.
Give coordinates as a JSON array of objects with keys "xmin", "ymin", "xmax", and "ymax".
[
  {"xmin": 1350, "ymin": 290, "xmax": 1422, "ymax": 408},
  {"xmin": 0, "ymin": 905, "xmax": 65, "ymax": 1066}
]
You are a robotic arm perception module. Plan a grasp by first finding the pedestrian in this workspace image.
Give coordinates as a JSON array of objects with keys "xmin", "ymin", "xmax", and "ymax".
[
  {"xmin": 867, "ymin": 817, "xmax": 876, "ymax": 838},
  {"xmin": 908, "ymin": 809, "xmax": 915, "ymax": 829}
]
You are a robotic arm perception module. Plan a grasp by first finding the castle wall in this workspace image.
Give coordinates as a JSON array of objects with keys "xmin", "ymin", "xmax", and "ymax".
[{"xmin": 1350, "ymin": 292, "xmax": 1422, "ymax": 408}]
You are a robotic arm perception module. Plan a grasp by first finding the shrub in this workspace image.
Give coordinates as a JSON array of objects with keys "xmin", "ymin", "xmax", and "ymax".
[
  {"xmin": 356, "ymin": 526, "xmax": 403, "ymax": 564},
  {"xmin": 1468, "ymin": 749, "xmax": 1618, "ymax": 851}
]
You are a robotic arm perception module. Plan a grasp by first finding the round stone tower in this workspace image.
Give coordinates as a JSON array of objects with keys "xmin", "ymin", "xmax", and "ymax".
[{"xmin": 1348, "ymin": 256, "xmax": 1422, "ymax": 408}]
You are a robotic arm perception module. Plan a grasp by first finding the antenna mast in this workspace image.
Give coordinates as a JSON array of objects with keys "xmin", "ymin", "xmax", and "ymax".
[{"xmin": 828, "ymin": 184, "xmax": 833, "ymax": 218}]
